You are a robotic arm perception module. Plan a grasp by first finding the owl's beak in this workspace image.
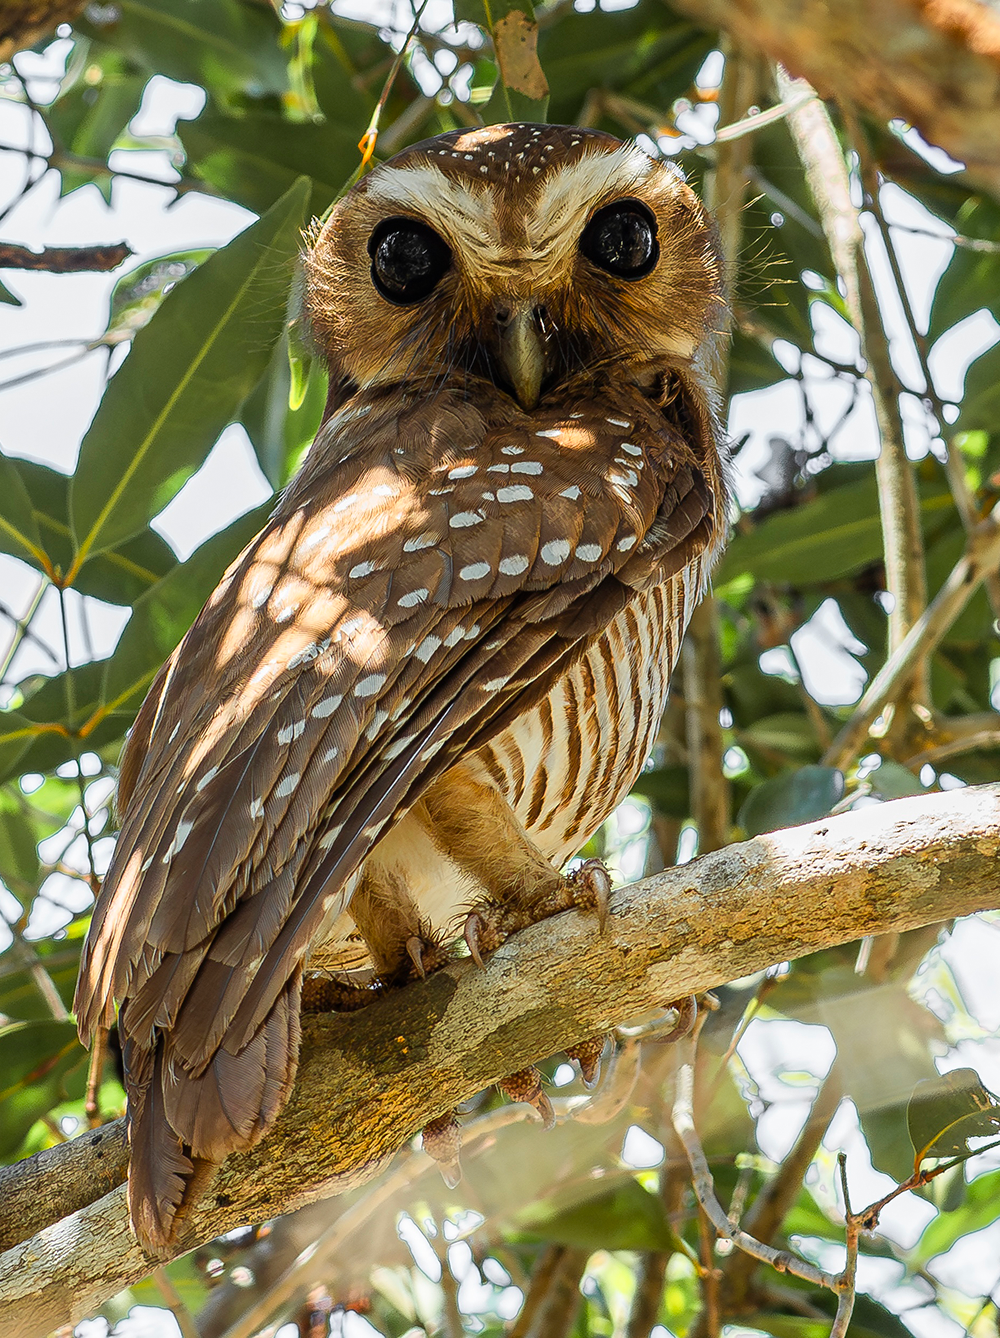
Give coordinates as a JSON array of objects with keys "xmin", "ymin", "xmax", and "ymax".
[{"xmin": 497, "ymin": 304, "xmax": 545, "ymax": 411}]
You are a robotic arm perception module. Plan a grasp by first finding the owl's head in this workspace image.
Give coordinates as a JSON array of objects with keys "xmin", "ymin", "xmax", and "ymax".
[{"xmin": 306, "ymin": 124, "xmax": 725, "ymax": 425}]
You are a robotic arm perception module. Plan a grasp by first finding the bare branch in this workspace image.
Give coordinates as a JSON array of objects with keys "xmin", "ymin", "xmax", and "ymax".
[
  {"xmin": 0, "ymin": 242, "xmax": 131, "ymax": 273},
  {"xmin": 2, "ymin": 784, "xmax": 999, "ymax": 1336},
  {"xmin": 777, "ymin": 67, "xmax": 928, "ymax": 682},
  {"xmin": 668, "ymin": 0, "xmax": 1000, "ymax": 203}
]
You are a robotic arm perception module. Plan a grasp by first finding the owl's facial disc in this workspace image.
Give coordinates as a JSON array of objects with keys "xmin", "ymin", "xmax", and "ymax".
[{"xmin": 306, "ymin": 125, "xmax": 725, "ymax": 414}]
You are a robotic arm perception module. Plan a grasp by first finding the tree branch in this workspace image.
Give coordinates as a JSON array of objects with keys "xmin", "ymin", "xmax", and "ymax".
[
  {"xmin": 2, "ymin": 784, "xmax": 999, "ymax": 1337},
  {"xmin": 671, "ymin": 0, "xmax": 1000, "ymax": 203}
]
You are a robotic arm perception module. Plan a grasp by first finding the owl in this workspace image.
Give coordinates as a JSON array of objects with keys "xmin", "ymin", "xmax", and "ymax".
[{"xmin": 75, "ymin": 123, "xmax": 728, "ymax": 1253}]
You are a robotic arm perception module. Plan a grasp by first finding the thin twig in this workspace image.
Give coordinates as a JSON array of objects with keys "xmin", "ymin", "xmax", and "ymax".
[
  {"xmin": 671, "ymin": 1033, "xmax": 839, "ymax": 1293},
  {"xmin": 831, "ymin": 1155, "xmax": 858, "ymax": 1338},
  {"xmin": 153, "ymin": 1265, "xmax": 200, "ymax": 1338},
  {"xmin": 824, "ymin": 500, "xmax": 1000, "ymax": 769}
]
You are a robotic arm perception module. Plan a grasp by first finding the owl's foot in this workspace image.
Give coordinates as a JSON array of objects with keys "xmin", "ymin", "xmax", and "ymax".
[
  {"xmin": 564, "ymin": 1035, "xmax": 609, "ymax": 1088},
  {"xmin": 422, "ymin": 1110, "xmax": 462, "ymax": 1188},
  {"xmin": 499, "ymin": 1066, "xmax": 556, "ymax": 1128},
  {"xmin": 402, "ymin": 931, "xmax": 450, "ymax": 982},
  {"xmin": 661, "ymin": 995, "xmax": 698, "ymax": 1042},
  {"xmin": 463, "ymin": 857, "xmax": 613, "ymax": 967}
]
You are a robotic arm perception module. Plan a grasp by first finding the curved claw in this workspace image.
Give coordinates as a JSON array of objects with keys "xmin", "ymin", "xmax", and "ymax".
[
  {"xmin": 500, "ymin": 1066, "xmax": 555, "ymax": 1129},
  {"xmin": 464, "ymin": 912, "xmax": 486, "ymax": 968},
  {"xmin": 422, "ymin": 1112, "xmax": 463, "ymax": 1189},
  {"xmin": 576, "ymin": 858, "xmax": 612, "ymax": 932},
  {"xmin": 565, "ymin": 1036, "xmax": 607, "ymax": 1089},
  {"xmin": 406, "ymin": 935, "xmax": 428, "ymax": 980}
]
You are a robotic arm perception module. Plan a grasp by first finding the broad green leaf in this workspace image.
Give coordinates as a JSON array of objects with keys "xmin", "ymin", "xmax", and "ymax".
[
  {"xmin": 927, "ymin": 198, "xmax": 1000, "ymax": 340},
  {"xmin": 0, "ymin": 790, "xmax": 39, "ymax": 887},
  {"xmin": 77, "ymin": 0, "xmax": 287, "ymax": 100},
  {"xmin": 728, "ymin": 328, "xmax": 787, "ymax": 397},
  {"xmin": 69, "ymin": 177, "xmax": 309, "ymax": 569},
  {"xmin": 0, "ymin": 938, "xmax": 83, "ymax": 1024},
  {"xmin": 15, "ymin": 458, "xmax": 176, "ymax": 603},
  {"xmin": 2, "ymin": 664, "xmax": 113, "ymax": 784},
  {"xmin": 754, "ymin": 1298, "xmax": 912, "ymax": 1338},
  {"xmin": 101, "ymin": 501, "xmax": 272, "ymax": 714},
  {"xmin": 956, "ymin": 340, "xmax": 1000, "ymax": 434},
  {"xmin": 912, "ymin": 1167, "xmax": 1000, "ymax": 1266},
  {"xmin": 0, "ymin": 278, "xmax": 21, "ymax": 306},
  {"xmin": 180, "ymin": 113, "xmax": 353, "ymax": 215},
  {"xmin": 738, "ymin": 765, "xmax": 843, "ymax": 837},
  {"xmin": 717, "ymin": 474, "xmax": 952, "ymax": 585},
  {"xmin": 0, "ymin": 452, "xmax": 49, "ymax": 573},
  {"xmin": 0, "ymin": 1019, "xmax": 88, "ymax": 1161},
  {"xmin": 44, "ymin": 50, "xmax": 146, "ymax": 200},
  {"xmin": 539, "ymin": 0, "xmax": 710, "ymax": 126},
  {"xmin": 867, "ymin": 758, "xmax": 923, "ymax": 799},
  {"xmin": 518, "ymin": 1177, "xmax": 672, "ymax": 1251},
  {"xmin": 738, "ymin": 712, "xmax": 819, "ymax": 761},
  {"xmin": 907, "ymin": 1067, "xmax": 1000, "ymax": 1170},
  {"xmin": 0, "ymin": 710, "xmax": 37, "ymax": 783},
  {"xmin": 104, "ymin": 249, "xmax": 215, "ymax": 345},
  {"xmin": 241, "ymin": 327, "xmax": 328, "ymax": 489}
]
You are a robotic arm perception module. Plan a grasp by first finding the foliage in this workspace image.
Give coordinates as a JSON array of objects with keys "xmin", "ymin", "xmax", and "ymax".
[{"xmin": 0, "ymin": 1, "xmax": 998, "ymax": 1336}]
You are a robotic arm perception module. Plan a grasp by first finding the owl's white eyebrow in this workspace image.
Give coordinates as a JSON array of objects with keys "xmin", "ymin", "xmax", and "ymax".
[
  {"xmin": 527, "ymin": 142, "xmax": 657, "ymax": 264},
  {"xmin": 366, "ymin": 164, "xmax": 504, "ymax": 267}
]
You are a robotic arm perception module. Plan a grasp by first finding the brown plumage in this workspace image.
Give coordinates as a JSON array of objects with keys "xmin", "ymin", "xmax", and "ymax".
[{"xmin": 75, "ymin": 123, "xmax": 728, "ymax": 1252}]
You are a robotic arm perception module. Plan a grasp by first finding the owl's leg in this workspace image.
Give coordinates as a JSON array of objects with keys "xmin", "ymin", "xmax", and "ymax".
[
  {"xmin": 420, "ymin": 761, "xmax": 611, "ymax": 965},
  {"xmin": 349, "ymin": 862, "xmax": 449, "ymax": 984}
]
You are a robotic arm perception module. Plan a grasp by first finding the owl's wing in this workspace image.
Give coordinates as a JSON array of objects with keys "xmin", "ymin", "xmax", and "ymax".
[{"xmin": 75, "ymin": 376, "xmax": 721, "ymax": 1247}]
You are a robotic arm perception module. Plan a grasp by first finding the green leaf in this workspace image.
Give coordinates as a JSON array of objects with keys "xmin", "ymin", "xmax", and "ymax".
[
  {"xmin": 518, "ymin": 1177, "xmax": 672, "ymax": 1251},
  {"xmin": 101, "ymin": 501, "xmax": 272, "ymax": 714},
  {"xmin": 104, "ymin": 249, "xmax": 215, "ymax": 345},
  {"xmin": 241, "ymin": 327, "xmax": 328, "ymax": 489},
  {"xmin": 738, "ymin": 765, "xmax": 843, "ymax": 836},
  {"xmin": 738, "ymin": 712, "xmax": 820, "ymax": 761},
  {"xmin": 907, "ymin": 1067, "xmax": 1000, "ymax": 1170},
  {"xmin": 0, "ymin": 790, "xmax": 40, "ymax": 887},
  {"xmin": 629, "ymin": 765, "xmax": 689, "ymax": 819},
  {"xmin": 0, "ymin": 452, "xmax": 49, "ymax": 572},
  {"xmin": 179, "ymin": 112, "xmax": 353, "ymax": 215},
  {"xmin": 867, "ymin": 758, "xmax": 924, "ymax": 799},
  {"xmin": 0, "ymin": 1020, "xmax": 88, "ymax": 1161},
  {"xmin": 77, "ymin": 0, "xmax": 288, "ymax": 101},
  {"xmin": 0, "ymin": 938, "xmax": 83, "ymax": 1024},
  {"xmin": 717, "ymin": 473, "xmax": 952, "ymax": 585},
  {"xmin": 69, "ymin": 177, "xmax": 309, "ymax": 569},
  {"xmin": 912, "ymin": 1167, "xmax": 1000, "ymax": 1266},
  {"xmin": 956, "ymin": 340, "xmax": 1000, "ymax": 433},
  {"xmin": 0, "ymin": 710, "xmax": 37, "ymax": 783},
  {"xmin": 15, "ymin": 458, "xmax": 176, "ymax": 603},
  {"xmin": 927, "ymin": 198, "xmax": 1000, "ymax": 340},
  {"xmin": 0, "ymin": 278, "xmax": 21, "ymax": 306}
]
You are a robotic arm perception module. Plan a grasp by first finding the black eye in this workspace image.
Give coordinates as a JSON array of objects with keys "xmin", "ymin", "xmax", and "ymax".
[
  {"xmin": 580, "ymin": 200, "xmax": 658, "ymax": 279},
  {"xmin": 369, "ymin": 218, "xmax": 451, "ymax": 304}
]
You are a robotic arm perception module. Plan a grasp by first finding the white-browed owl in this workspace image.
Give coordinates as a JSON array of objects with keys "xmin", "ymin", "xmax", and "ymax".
[{"xmin": 75, "ymin": 122, "xmax": 728, "ymax": 1252}]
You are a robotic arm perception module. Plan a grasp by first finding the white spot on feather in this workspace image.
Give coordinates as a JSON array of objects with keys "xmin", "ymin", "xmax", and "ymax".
[
  {"xmin": 312, "ymin": 694, "xmax": 342, "ymax": 718},
  {"xmin": 620, "ymin": 441, "xmax": 642, "ymax": 456},
  {"xmin": 195, "ymin": 766, "xmax": 218, "ymax": 794},
  {"xmin": 355, "ymin": 673, "xmax": 387, "ymax": 697},
  {"xmin": 249, "ymin": 797, "xmax": 265, "ymax": 821},
  {"xmin": 497, "ymin": 485, "xmax": 533, "ymax": 503},
  {"xmin": 499, "ymin": 554, "xmax": 529, "ymax": 576},
  {"xmin": 450, "ymin": 511, "xmax": 484, "ymax": 528},
  {"xmin": 349, "ymin": 560, "xmax": 379, "ymax": 579},
  {"xmin": 448, "ymin": 464, "xmax": 477, "ymax": 479},
  {"xmin": 512, "ymin": 461, "xmax": 542, "ymax": 474},
  {"xmin": 541, "ymin": 539, "xmax": 570, "ymax": 565},
  {"xmin": 501, "ymin": 444, "xmax": 525, "ymax": 456},
  {"xmin": 398, "ymin": 587, "xmax": 429, "ymax": 608},
  {"xmin": 274, "ymin": 774, "xmax": 300, "ymax": 800},
  {"xmin": 277, "ymin": 720, "xmax": 306, "ymax": 746},
  {"xmin": 460, "ymin": 562, "xmax": 491, "ymax": 580},
  {"xmin": 404, "ymin": 532, "xmax": 438, "ymax": 552},
  {"xmin": 617, "ymin": 535, "xmax": 637, "ymax": 552},
  {"xmin": 575, "ymin": 542, "xmax": 602, "ymax": 561},
  {"xmin": 559, "ymin": 485, "xmax": 581, "ymax": 500},
  {"xmin": 415, "ymin": 635, "xmax": 442, "ymax": 662}
]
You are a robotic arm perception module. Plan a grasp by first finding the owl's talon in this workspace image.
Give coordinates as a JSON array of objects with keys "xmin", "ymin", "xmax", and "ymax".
[
  {"xmin": 565, "ymin": 1035, "xmax": 607, "ymax": 1088},
  {"xmin": 422, "ymin": 1111, "xmax": 462, "ymax": 1188},
  {"xmin": 571, "ymin": 858, "xmax": 612, "ymax": 931},
  {"xmin": 405, "ymin": 935, "xmax": 432, "ymax": 980},
  {"xmin": 464, "ymin": 913, "xmax": 486, "ymax": 968},
  {"xmin": 500, "ymin": 1066, "xmax": 555, "ymax": 1129},
  {"xmin": 659, "ymin": 995, "xmax": 697, "ymax": 1042}
]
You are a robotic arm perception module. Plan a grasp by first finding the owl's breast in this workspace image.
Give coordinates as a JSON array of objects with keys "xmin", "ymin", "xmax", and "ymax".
[{"xmin": 472, "ymin": 558, "xmax": 704, "ymax": 866}]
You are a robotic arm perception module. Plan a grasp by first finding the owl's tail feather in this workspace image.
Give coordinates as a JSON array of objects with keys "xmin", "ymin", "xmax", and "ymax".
[{"xmin": 124, "ymin": 973, "xmax": 302, "ymax": 1255}]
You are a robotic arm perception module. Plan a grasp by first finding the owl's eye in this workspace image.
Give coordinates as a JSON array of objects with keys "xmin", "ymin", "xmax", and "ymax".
[
  {"xmin": 580, "ymin": 201, "xmax": 659, "ymax": 279},
  {"xmin": 369, "ymin": 219, "xmax": 451, "ymax": 304}
]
